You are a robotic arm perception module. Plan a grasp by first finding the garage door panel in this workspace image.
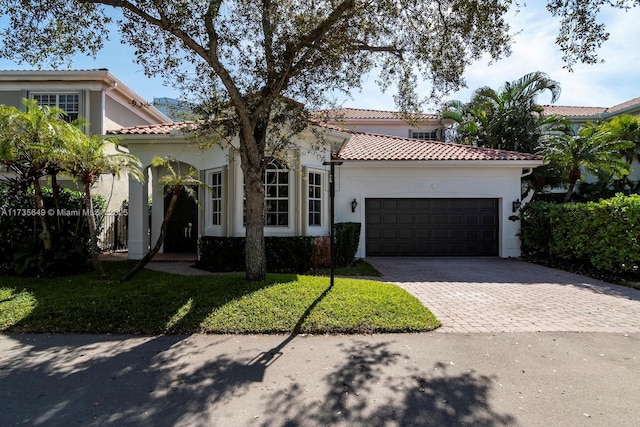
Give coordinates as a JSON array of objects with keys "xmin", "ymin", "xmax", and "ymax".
[
  {"xmin": 366, "ymin": 198, "xmax": 498, "ymax": 257},
  {"xmin": 398, "ymin": 228, "xmax": 414, "ymax": 239},
  {"xmin": 399, "ymin": 214, "xmax": 414, "ymax": 224},
  {"xmin": 383, "ymin": 228, "xmax": 397, "ymax": 239},
  {"xmin": 367, "ymin": 213, "xmax": 382, "ymax": 225},
  {"xmin": 433, "ymin": 214, "xmax": 447, "ymax": 225},
  {"xmin": 415, "ymin": 214, "xmax": 430, "ymax": 225},
  {"xmin": 449, "ymin": 214, "xmax": 463, "ymax": 225},
  {"xmin": 383, "ymin": 200, "xmax": 398, "ymax": 210}
]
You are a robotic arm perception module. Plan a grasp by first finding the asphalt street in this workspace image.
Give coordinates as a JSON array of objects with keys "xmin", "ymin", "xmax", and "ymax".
[{"xmin": 1, "ymin": 332, "xmax": 638, "ymax": 426}]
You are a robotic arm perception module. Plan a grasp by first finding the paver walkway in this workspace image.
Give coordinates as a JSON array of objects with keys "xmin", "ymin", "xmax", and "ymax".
[{"xmin": 365, "ymin": 257, "xmax": 640, "ymax": 333}]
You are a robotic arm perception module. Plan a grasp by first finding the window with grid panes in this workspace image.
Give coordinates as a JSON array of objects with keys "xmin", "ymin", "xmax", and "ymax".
[
  {"xmin": 411, "ymin": 130, "xmax": 438, "ymax": 140},
  {"xmin": 32, "ymin": 93, "xmax": 80, "ymax": 122},
  {"xmin": 308, "ymin": 172, "xmax": 322, "ymax": 226},
  {"xmin": 210, "ymin": 171, "xmax": 222, "ymax": 226},
  {"xmin": 264, "ymin": 161, "xmax": 289, "ymax": 226}
]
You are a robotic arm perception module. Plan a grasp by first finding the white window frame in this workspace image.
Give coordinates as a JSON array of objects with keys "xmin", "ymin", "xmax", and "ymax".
[
  {"xmin": 411, "ymin": 130, "xmax": 440, "ymax": 141},
  {"xmin": 210, "ymin": 170, "xmax": 223, "ymax": 226},
  {"xmin": 205, "ymin": 168, "xmax": 225, "ymax": 235},
  {"xmin": 308, "ymin": 171, "xmax": 323, "ymax": 227},
  {"xmin": 31, "ymin": 92, "xmax": 80, "ymax": 122},
  {"xmin": 264, "ymin": 160, "xmax": 290, "ymax": 227}
]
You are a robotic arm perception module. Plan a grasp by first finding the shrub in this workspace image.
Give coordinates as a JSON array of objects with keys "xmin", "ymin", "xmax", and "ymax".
[
  {"xmin": 335, "ymin": 222, "xmax": 361, "ymax": 267},
  {"xmin": 520, "ymin": 195, "xmax": 640, "ymax": 273},
  {"xmin": 197, "ymin": 236, "xmax": 318, "ymax": 273},
  {"xmin": 0, "ymin": 179, "xmax": 104, "ymax": 276},
  {"xmin": 519, "ymin": 201, "xmax": 555, "ymax": 258},
  {"xmin": 196, "ymin": 236, "xmax": 245, "ymax": 272}
]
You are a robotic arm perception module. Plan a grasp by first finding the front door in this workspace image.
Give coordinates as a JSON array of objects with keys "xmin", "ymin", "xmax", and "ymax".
[{"xmin": 163, "ymin": 188, "xmax": 198, "ymax": 253}]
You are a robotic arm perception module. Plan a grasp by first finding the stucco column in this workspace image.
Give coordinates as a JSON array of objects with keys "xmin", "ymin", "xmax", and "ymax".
[
  {"xmin": 127, "ymin": 168, "xmax": 149, "ymax": 260},
  {"xmin": 150, "ymin": 166, "xmax": 165, "ymax": 252}
]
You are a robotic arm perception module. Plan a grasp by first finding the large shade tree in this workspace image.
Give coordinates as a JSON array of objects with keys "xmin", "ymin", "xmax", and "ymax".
[{"xmin": 1, "ymin": 1, "xmax": 636, "ymax": 281}]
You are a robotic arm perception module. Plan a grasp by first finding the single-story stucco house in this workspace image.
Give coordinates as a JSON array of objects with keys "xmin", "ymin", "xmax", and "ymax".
[{"xmin": 109, "ymin": 108, "xmax": 544, "ymax": 260}]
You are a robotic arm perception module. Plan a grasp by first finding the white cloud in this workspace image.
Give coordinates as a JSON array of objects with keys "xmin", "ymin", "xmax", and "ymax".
[{"xmin": 341, "ymin": 3, "xmax": 640, "ymax": 111}]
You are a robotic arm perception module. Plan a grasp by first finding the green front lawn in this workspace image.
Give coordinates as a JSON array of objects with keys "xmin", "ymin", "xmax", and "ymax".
[{"xmin": 0, "ymin": 262, "xmax": 439, "ymax": 334}]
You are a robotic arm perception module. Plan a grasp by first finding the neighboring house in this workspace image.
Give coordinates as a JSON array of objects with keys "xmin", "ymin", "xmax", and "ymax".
[
  {"xmin": 110, "ymin": 108, "xmax": 543, "ymax": 260},
  {"xmin": 317, "ymin": 107, "xmax": 452, "ymax": 140},
  {"xmin": 0, "ymin": 69, "xmax": 171, "ymax": 212},
  {"xmin": 543, "ymin": 96, "xmax": 640, "ymax": 184},
  {"xmin": 543, "ymin": 96, "xmax": 640, "ymax": 128}
]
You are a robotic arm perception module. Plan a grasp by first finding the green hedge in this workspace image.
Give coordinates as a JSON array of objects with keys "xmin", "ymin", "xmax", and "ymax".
[
  {"xmin": 196, "ymin": 223, "xmax": 362, "ymax": 273},
  {"xmin": 335, "ymin": 222, "xmax": 361, "ymax": 267},
  {"xmin": 520, "ymin": 195, "xmax": 640, "ymax": 273},
  {"xmin": 197, "ymin": 236, "xmax": 317, "ymax": 273}
]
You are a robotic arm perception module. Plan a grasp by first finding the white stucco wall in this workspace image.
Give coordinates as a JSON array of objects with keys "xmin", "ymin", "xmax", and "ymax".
[{"xmin": 333, "ymin": 122, "xmax": 444, "ymax": 138}]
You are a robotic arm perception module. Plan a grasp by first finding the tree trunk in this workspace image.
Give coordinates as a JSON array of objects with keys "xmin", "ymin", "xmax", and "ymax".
[
  {"xmin": 84, "ymin": 181, "xmax": 105, "ymax": 278},
  {"xmin": 51, "ymin": 173, "xmax": 62, "ymax": 232},
  {"xmin": 32, "ymin": 178, "xmax": 52, "ymax": 251},
  {"xmin": 564, "ymin": 166, "xmax": 581, "ymax": 203},
  {"xmin": 121, "ymin": 186, "xmax": 180, "ymax": 282},
  {"xmin": 243, "ymin": 164, "xmax": 267, "ymax": 281},
  {"xmin": 239, "ymin": 127, "xmax": 267, "ymax": 282}
]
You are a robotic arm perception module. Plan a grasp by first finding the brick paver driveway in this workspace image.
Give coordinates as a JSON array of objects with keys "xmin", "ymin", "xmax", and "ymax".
[{"xmin": 365, "ymin": 257, "xmax": 640, "ymax": 333}]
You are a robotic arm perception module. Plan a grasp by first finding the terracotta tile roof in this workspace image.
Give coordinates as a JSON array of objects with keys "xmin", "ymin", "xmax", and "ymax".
[
  {"xmin": 337, "ymin": 132, "xmax": 542, "ymax": 161},
  {"xmin": 541, "ymin": 105, "xmax": 607, "ymax": 117},
  {"xmin": 314, "ymin": 108, "xmax": 438, "ymax": 120},
  {"xmin": 542, "ymin": 96, "xmax": 640, "ymax": 118},
  {"xmin": 608, "ymin": 96, "xmax": 640, "ymax": 113},
  {"xmin": 107, "ymin": 121, "xmax": 198, "ymax": 135}
]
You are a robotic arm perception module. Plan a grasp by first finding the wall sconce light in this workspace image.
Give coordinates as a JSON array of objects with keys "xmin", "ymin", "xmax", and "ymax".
[
  {"xmin": 512, "ymin": 199, "xmax": 522, "ymax": 212},
  {"xmin": 351, "ymin": 198, "xmax": 358, "ymax": 213}
]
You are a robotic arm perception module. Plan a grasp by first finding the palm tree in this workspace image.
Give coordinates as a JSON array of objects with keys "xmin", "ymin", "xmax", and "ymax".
[
  {"xmin": 537, "ymin": 123, "xmax": 634, "ymax": 202},
  {"xmin": 599, "ymin": 114, "xmax": 640, "ymax": 164},
  {"xmin": 122, "ymin": 157, "xmax": 205, "ymax": 282},
  {"xmin": 0, "ymin": 99, "xmax": 76, "ymax": 251},
  {"xmin": 443, "ymin": 71, "xmax": 562, "ymax": 153},
  {"xmin": 64, "ymin": 133, "xmax": 143, "ymax": 277}
]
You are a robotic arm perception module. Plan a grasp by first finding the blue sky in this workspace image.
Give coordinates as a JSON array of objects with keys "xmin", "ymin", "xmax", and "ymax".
[{"xmin": 1, "ymin": 3, "xmax": 638, "ymax": 112}]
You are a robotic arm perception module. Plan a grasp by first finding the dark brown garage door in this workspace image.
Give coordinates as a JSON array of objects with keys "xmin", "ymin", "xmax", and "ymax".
[{"xmin": 365, "ymin": 198, "xmax": 498, "ymax": 256}]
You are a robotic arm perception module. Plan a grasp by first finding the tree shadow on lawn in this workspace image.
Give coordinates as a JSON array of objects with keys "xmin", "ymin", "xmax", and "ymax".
[{"xmin": 3, "ymin": 264, "xmax": 297, "ymax": 334}]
